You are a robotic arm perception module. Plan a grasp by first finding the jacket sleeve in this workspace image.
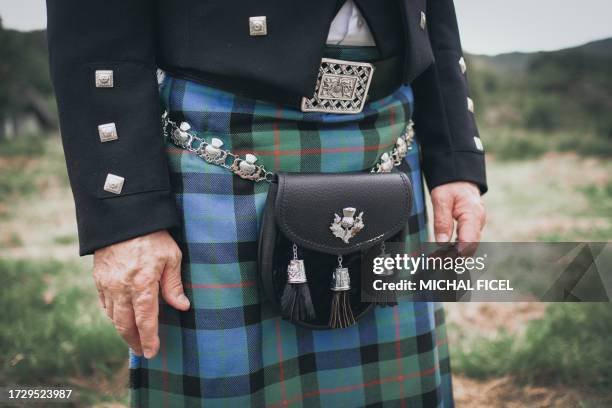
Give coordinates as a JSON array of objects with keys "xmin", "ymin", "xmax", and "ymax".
[
  {"xmin": 411, "ymin": 0, "xmax": 488, "ymax": 194},
  {"xmin": 46, "ymin": 0, "xmax": 179, "ymax": 255}
]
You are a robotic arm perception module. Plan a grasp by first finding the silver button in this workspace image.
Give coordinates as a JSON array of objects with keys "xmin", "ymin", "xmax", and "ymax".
[
  {"xmin": 467, "ymin": 97, "xmax": 474, "ymax": 113},
  {"xmin": 249, "ymin": 16, "xmax": 267, "ymax": 36},
  {"xmin": 103, "ymin": 174, "xmax": 125, "ymax": 194},
  {"xmin": 357, "ymin": 17, "xmax": 365, "ymax": 29},
  {"xmin": 420, "ymin": 11, "xmax": 427, "ymax": 30},
  {"xmin": 95, "ymin": 70, "xmax": 114, "ymax": 88},
  {"xmin": 98, "ymin": 122, "xmax": 118, "ymax": 142},
  {"xmin": 459, "ymin": 57, "xmax": 467, "ymax": 74},
  {"xmin": 474, "ymin": 137, "xmax": 484, "ymax": 151}
]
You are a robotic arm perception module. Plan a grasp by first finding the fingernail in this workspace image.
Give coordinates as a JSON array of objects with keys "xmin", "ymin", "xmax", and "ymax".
[
  {"xmin": 179, "ymin": 294, "xmax": 190, "ymax": 308},
  {"xmin": 144, "ymin": 349, "xmax": 153, "ymax": 359},
  {"xmin": 436, "ymin": 233, "xmax": 449, "ymax": 243}
]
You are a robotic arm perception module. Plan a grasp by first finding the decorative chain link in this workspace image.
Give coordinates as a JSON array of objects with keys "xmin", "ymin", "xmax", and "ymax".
[{"xmin": 162, "ymin": 111, "xmax": 414, "ymax": 183}]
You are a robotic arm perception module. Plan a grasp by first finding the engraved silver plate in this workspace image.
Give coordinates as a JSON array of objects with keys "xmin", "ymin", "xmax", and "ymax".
[
  {"xmin": 330, "ymin": 207, "xmax": 365, "ymax": 244},
  {"xmin": 287, "ymin": 259, "xmax": 307, "ymax": 284},
  {"xmin": 331, "ymin": 267, "xmax": 351, "ymax": 291},
  {"xmin": 301, "ymin": 58, "xmax": 375, "ymax": 114}
]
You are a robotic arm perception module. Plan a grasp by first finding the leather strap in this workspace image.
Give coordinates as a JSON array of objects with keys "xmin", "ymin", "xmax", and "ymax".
[{"xmin": 368, "ymin": 55, "xmax": 404, "ymax": 102}]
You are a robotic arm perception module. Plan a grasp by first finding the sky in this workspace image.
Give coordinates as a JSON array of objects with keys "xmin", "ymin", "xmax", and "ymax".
[{"xmin": 1, "ymin": 0, "xmax": 612, "ymax": 55}]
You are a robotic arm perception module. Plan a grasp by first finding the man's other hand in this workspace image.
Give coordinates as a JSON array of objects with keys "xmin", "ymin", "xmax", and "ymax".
[
  {"xmin": 93, "ymin": 230, "xmax": 190, "ymax": 359},
  {"xmin": 431, "ymin": 182, "xmax": 486, "ymax": 252}
]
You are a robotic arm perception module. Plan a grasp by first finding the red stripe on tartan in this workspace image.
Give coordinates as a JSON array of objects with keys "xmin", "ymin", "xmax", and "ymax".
[
  {"xmin": 393, "ymin": 305, "xmax": 406, "ymax": 408},
  {"xmin": 275, "ymin": 318, "xmax": 287, "ymax": 404},
  {"xmin": 186, "ymin": 282, "xmax": 256, "ymax": 289},
  {"xmin": 266, "ymin": 366, "xmax": 438, "ymax": 408},
  {"xmin": 167, "ymin": 143, "xmax": 397, "ymax": 157},
  {"xmin": 234, "ymin": 141, "xmax": 396, "ymax": 156}
]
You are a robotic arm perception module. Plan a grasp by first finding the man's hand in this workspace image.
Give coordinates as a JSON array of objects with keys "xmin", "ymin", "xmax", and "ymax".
[
  {"xmin": 93, "ymin": 230, "xmax": 190, "ymax": 359},
  {"xmin": 431, "ymin": 182, "xmax": 486, "ymax": 248}
]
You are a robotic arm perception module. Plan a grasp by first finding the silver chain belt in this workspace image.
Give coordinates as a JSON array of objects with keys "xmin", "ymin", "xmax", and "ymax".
[{"xmin": 162, "ymin": 111, "xmax": 415, "ymax": 183}]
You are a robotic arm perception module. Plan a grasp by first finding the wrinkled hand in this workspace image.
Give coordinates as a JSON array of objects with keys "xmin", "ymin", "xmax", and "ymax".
[
  {"xmin": 93, "ymin": 230, "xmax": 190, "ymax": 359},
  {"xmin": 431, "ymin": 182, "xmax": 486, "ymax": 251}
]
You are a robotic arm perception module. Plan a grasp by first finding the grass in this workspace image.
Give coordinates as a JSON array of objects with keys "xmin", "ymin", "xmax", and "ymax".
[
  {"xmin": 0, "ymin": 135, "xmax": 47, "ymax": 158},
  {"xmin": 0, "ymin": 258, "xmax": 128, "ymax": 405},
  {"xmin": 0, "ymin": 134, "xmax": 48, "ymax": 199},
  {"xmin": 453, "ymin": 303, "xmax": 612, "ymax": 391},
  {"xmin": 537, "ymin": 180, "xmax": 612, "ymax": 241},
  {"xmin": 479, "ymin": 126, "xmax": 612, "ymax": 161}
]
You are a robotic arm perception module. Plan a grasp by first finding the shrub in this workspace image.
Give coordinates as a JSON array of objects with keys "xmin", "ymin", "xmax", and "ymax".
[{"xmin": 453, "ymin": 303, "xmax": 612, "ymax": 391}]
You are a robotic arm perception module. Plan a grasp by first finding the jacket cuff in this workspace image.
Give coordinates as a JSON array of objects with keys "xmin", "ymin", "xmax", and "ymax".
[
  {"xmin": 76, "ymin": 189, "xmax": 180, "ymax": 255},
  {"xmin": 421, "ymin": 150, "xmax": 488, "ymax": 195}
]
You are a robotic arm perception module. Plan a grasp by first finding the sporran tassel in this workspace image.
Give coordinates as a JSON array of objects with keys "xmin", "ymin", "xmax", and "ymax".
[
  {"xmin": 328, "ymin": 255, "xmax": 356, "ymax": 329},
  {"xmin": 281, "ymin": 244, "xmax": 316, "ymax": 322},
  {"xmin": 372, "ymin": 242, "xmax": 398, "ymax": 307}
]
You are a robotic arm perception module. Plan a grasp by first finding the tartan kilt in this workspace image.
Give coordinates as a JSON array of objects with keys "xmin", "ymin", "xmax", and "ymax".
[{"xmin": 130, "ymin": 48, "xmax": 454, "ymax": 408}]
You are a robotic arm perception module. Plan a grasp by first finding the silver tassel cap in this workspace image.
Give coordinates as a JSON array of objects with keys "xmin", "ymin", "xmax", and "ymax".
[{"xmin": 331, "ymin": 266, "xmax": 350, "ymax": 291}]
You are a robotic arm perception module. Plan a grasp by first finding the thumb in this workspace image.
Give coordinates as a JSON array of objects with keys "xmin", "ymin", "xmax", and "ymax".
[
  {"xmin": 432, "ymin": 191, "xmax": 455, "ymax": 244},
  {"xmin": 160, "ymin": 253, "xmax": 190, "ymax": 311}
]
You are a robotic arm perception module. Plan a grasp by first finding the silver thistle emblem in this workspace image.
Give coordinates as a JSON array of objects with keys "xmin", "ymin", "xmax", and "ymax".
[{"xmin": 330, "ymin": 207, "xmax": 365, "ymax": 244}]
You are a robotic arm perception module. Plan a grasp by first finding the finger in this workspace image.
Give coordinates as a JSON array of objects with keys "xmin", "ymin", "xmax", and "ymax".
[
  {"xmin": 432, "ymin": 192, "xmax": 455, "ymax": 244},
  {"xmin": 160, "ymin": 252, "xmax": 190, "ymax": 311},
  {"xmin": 133, "ymin": 283, "xmax": 160, "ymax": 359},
  {"xmin": 112, "ymin": 298, "xmax": 143, "ymax": 356},
  {"xmin": 103, "ymin": 291, "xmax": 114, "ymax": 321},
  {"xmin": 96, "ymin": 290, "xmax": 105, "ymax": 311},
  {"xmin": 95, "ymin": 280, "xmax": 106, "ymax": 311},
  {"xmin": 455, "ymin": 208, "xmax": 483, "ymax": 256}
]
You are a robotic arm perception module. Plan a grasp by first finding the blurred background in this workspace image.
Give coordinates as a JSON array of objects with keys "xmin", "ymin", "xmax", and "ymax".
[{"xmin": 0, "ymin": 1, "xmax": 611, "ymax": 406}]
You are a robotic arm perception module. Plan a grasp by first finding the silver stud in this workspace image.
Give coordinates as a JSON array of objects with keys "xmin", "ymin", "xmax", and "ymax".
[
  {"xmin": 98, "ymin": 122, "xmax": 118, "ymax": 142},
  {"xmin": 380, "ymin": 152, "xmax": 395, "ymax": 172},
  {"xmin": 238, "ymin": 154, "xmax": 258, "ymax": 176},
  {"xmin": 210, "ymin": 138, "xmax": 224, "ymax": 149},
  {"xmin": 459, "ymin": 57, "xmax": 467, "ymax": 74},
  {"xmin": 103, "ymin": 174, "xmax": 125, "ymax": 194},
  {"xmin": 467, "ymin": 97, "xmax": 475, "ymax": 113},
  {"xmin": 420, "ymin": 11, "xmax": 427, "ymax": 30},
  {"xmin": 95, "ymin": 70, "xmax": 114, "ymax": 88},
  {"xmin": 249, "ymin": 16, "xmax": 267, "ymax": 36},
  {"xmin": 202, "ymin": 138, "xmax": 226, "ymax": 164},
  {"xmin": 474, "ymin": 137, "xmax": 484, "ymax": 151}
]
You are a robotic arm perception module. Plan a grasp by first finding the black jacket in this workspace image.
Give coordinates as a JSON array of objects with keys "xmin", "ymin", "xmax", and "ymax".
[{"xmin": 46, "ymin": 0, "xmax": 487, "ymax": 255}]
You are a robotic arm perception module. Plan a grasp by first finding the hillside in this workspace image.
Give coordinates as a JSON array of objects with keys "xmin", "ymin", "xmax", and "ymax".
[
  {"xmin": 466, "ymin": 37, "xmax": 612, "ymax": 156},
  {"xmin": 469, "ymin": 38, "xmax": 612, "ymax": 74}
]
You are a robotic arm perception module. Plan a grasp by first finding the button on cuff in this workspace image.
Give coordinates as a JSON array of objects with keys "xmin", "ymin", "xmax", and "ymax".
[
  {"xmin": 95, "ymin": 70, "xmax": 114, "ymax": 88},
  {"xmin": 103, "ymin": 174, "xmax": 125, "ymax": 194}
]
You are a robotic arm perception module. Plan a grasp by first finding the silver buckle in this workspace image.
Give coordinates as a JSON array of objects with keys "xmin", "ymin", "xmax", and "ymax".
[{"xmin": 301, "ymin": 58, "xmax": 375, "ymax": 114}]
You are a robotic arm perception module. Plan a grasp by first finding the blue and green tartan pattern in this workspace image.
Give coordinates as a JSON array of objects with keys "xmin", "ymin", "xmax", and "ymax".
[{"xmin": 130, "ymin": 47, "xmax": 454, "ymax": 407}]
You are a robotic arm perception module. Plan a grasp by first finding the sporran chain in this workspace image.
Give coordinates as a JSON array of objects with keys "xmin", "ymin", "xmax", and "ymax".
[{"xmin": 162, "ymin": 111, "xmax": 414, "ymax": 183}]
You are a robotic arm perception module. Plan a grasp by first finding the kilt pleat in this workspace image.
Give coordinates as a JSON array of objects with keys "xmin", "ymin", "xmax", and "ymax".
[{"xmin": 129, "ymin": 47, "xmax": 454, "ymax": 408}]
